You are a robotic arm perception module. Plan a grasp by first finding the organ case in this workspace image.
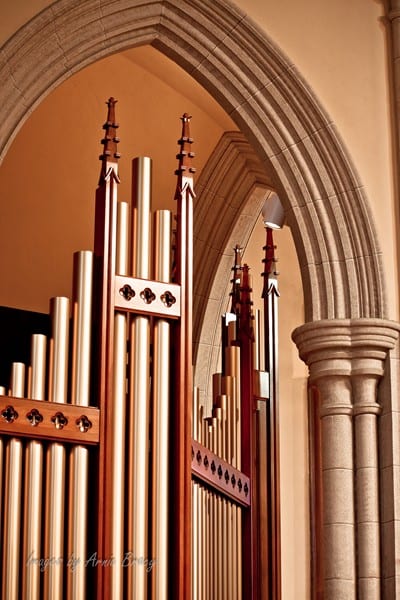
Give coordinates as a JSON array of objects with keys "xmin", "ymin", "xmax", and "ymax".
[{"xmin": 0, "ymin": 99, "xmax": 280, "ymax": 600}]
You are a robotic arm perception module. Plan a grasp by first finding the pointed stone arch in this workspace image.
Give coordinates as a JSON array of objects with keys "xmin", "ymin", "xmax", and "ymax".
[
  {"xmin": 0, "ymin": 0, "xmax": 386, "ymax": 326},
  {"xmin": 193, "ymin": 131, "xmax": 273, "ymax": 402}
]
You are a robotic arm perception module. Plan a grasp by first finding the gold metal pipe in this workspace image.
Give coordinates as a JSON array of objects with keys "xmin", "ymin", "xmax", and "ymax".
[
  {"xmin": 193, "ymin": 386, "xmax": 199, "ymax": 441},
  {"xmin": 200, "ymin": 484, "xmax": 205, "ymax": 600},
  {"xmin": 2, "ymin": 362, "xmax": 25, "ymax": 600},
  {"xmin": 219, "ymin": 405, "xmax": 226, "ymax": 600},
  {"xmin": 231, "ymin": 362, "xmax": 239, "ymax": 600},
  {"xmin": 233, "ymin": 356, "xmax": 243, "ymax": 600},
  {"xmin": 44, "ymin": 296, "xmax": 70, "ymax": 600},
  {"xmin": 131, "ymin": 157, "xmax": 152, "ymax": 277},
  {"xmin": 127, "ymin": 157, "xmax": 152, "ymax": 598},
  {"xmin": 222, "ymin": 374, "xmax": 236, "ymax": 600},
  {"xmin": 70, "ymin": 252, "xmax": 93, "ymax": 407},
  {"xmin": 228, "ymin": 346, "xmax": 243, "ymax": 600},
  {"xmin": 199, "ymin": 403, "xmax": 205, "ymax": 445},
  {"xmin": 22, "ymin": 334, "xmax": 47, "ymax": 600},
  {"xmin": 206, "ymin": 420, "xmax": 214, "ymax": 599},
  {"xmin": 151, "ymin": 209, "xmax": 172, "ymax": 600},
  {"xmin": 205, "ymin": 487, "xmax": 210, "ymax": 600},
  {"xmin": 210, "ymin": 418, "xmax": 217, "ymax": 599},
  {"xmin": 68, "ymin": 250, "xmax": 94, "ymax": 600},
  {"xmin": 216, "ymin": 394, "xmax": 228, "ymax": 599},
  {"xmin": 107, "ymin": 200, "xmax": 129, "ymax": 599},
  {"xmin": 192, "ymin": 480, "xmax": 198, "ymax": 600},
  {"xmin": 213, "ymin": 406, "xmax": 223, "ymax": 600}
]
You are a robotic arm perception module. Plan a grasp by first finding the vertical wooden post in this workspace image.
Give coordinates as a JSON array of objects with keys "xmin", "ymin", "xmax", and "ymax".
[
  {"xmin": 93, "ymin": 98, "xmax": 120, "ymax": 600},
  {"xmin": 170, "ymin": 113, "xmax": 195, "ymax": 600},
  {"xmin": 238, "ymin": 264, "xmax": 259, "ymax": 599}
]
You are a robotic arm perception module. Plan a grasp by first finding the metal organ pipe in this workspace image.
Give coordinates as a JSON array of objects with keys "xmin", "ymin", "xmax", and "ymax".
[
  {"xmin": 110, "ymin": 200, "xmax": 129, "ymax": 599},
  {"xmin": 22, "ymin": 334, "xmax": 47, "ymax": 600},
  {"xmin": 152, "ymin": 209, "xmax": 172, "ymax": 600},
  {"xmin": 127, "ymin": 156, "xmax": 152, "ymax": 598},
  {"xmin": 0, "ymin": 104, "xmax": 197, "ymax": 600},
  {"xmin": 44, "ymin": 296, "xmax": 70, "ymax": 600},
  {"xmin": 2, "ymin": 362, "xmax": 25, "ymax": 600},
  {"xmin": 68, "ymin": 250, "xmax": 94, "ymax": 600}
]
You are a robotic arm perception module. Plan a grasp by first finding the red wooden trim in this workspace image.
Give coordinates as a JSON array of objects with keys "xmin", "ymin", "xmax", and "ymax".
[
  {"xmin": 191, "ymin": 439, "xmax": 251, "ymax": 507},
  {"xmin": 170, "ymin": 114, "xmax": 194, "ymax": 600},
  {"xmin": 239, "ymin": 265, "xmax": 259, "ymax": 600},
  {"xmin": 93, "ymin": 169, "xmax": 118, "ymax": 599},
  {"xmin": 94, "ymin": 103, "xmax": 120, "ymax": 600},
  {"xmin": 0, "ymin": 395, "xmax": 99, "ymax": 444},
  {"xmin": 114, "ymin": 275, "xmax": 181, "ymax": 318},
  {"xmin": 263, "ymin": 226, "xmax": 282, "ymax": 600}
]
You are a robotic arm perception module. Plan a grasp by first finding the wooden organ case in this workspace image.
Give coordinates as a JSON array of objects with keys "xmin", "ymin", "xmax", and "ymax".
[{"xmin": 0, "ymin": 99, "xmax": 281, "ymax": 599}]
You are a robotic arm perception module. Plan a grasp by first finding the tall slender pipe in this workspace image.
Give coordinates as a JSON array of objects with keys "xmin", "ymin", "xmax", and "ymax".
[
  {"xmin": 127, "ymin": 156, "xmax": 152, "ymax": 598},
  {"xmin": 68, "ymin": 250, "xmax": 93, "ymax": 600},
  {"xmin": 2, "ymin": 362, "xmax": 25, "ymax": 600},
  {"xmin": 22, "ymin": 334, "xmax": 47, "ymax": 600},
  {"xmin": 151, "ymin": 209, "xmax": 172, "ymax": 599},
  {"xmin": 44, "ymin": 296, "xmax": 70, "ymax": 600},
  {"xmin": 109, "ymin": 201, "xmax": 129, "ymax": 599}
]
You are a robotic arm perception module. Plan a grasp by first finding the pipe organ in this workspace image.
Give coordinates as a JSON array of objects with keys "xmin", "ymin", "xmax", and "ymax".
[
  {"xmin": 0, "ymin": 98, "xmax": 280, "ymax": 599},
  {"xmin": 191, "ymin": 234, "xmax": 281, "ymax": 600}
]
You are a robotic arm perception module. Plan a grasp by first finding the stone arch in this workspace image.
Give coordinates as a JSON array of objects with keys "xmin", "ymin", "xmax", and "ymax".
[
  {"xmin": 194, "ymin": 131, "xmax": 273, "ymax": 402},
  {"xmin": 0, "ymin": 0, "xmax": 386, "ymax": 323}
]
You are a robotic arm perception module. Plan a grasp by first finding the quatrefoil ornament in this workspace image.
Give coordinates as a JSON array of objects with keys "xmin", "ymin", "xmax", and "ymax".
[
  {"xmin": 76, "ymin": 415, "xmax": 92, "ymax": 433},
  {"xmin": 1, "ymin": 405, "xmax": 18, "ymax": 423},
  {"xmin": 119, "ymin": 284, "xmax": 135, "ymax": 301},
  {"xmin": 140, "ymin": 287, "xmax": 156, "ymax": 304},
  {"xmin": 51, "ymin": 412, "xmax": 68, "ymax": 430},
  {"xmin": 26, "ymin": 408, "xmax": 43, "ymax": 427},
  {"xmin": 161, "ymin": 290, "xmax": 176, "ymax": 308}
]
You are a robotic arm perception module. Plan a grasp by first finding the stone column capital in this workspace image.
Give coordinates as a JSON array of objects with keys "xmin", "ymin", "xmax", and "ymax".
[{"xmin": 292, "ymin": 318, "xmax": 400, "ymax": 382}]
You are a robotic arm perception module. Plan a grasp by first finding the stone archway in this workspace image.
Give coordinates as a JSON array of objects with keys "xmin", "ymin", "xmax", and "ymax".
[
  {"xmin": 0, "ymin": 0, "xmax": 386, "ymax": 324},
  {"xmin": 1, "ymin": 1, "xmax": 398, "ymax": 597}
]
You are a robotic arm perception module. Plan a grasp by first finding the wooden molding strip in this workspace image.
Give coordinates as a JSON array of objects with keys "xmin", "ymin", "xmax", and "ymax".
[
  {"xmin": 191, "ymin": 439, "xmax": 251, "ymax": 507},
  {"xmin": 0, "ymin": 395, "xmax": 99, "ymax": 445}
]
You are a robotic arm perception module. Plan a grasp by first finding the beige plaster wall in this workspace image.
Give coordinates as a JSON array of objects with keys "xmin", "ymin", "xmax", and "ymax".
[
  {"xmin": 1, "ymin": 2, "xmax": 397, "ymax": 318},
  {"xmin": 234, "ymin": 0, "xmax": 398, "ymax": 318},
  {"xmin": 0, "ymin": 2, "xmax": 396, "ymax": 599},
  {"xmin": 0, "ymin": 50, "xmax": 231, "ymax": 312}
]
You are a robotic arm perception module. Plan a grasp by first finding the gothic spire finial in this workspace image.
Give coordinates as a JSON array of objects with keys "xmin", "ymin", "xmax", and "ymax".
[
  {"xmin": 230, "ymin": 244, "xmax": 243, "ymax": 314},
  {"xmin": 262, "ymin": 227, "xmax": 279, "ymax": 299},
  {"xmin": 99, "ymin": 97, "xmax": 121, "ymax": 183},
  {"xmin": 174, "ymin": 113, "xmax": 196, "ymax": 200},
  {"xmin": 239, "ymin": 264, "xmax": 254, "ymax": 341}
]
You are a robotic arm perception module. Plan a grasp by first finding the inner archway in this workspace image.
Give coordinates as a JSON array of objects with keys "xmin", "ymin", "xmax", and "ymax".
[
  {"xmin": 0, "ymin": 2, "xmax": 392, "ymax": 598},
  {"xmin": 0, "ymin": 0, "xmax": 386, "ymax": 325}
]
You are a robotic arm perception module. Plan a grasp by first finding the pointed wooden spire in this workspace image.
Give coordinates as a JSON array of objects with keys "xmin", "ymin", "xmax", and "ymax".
[
  {"xmin": 230, "ymin": 243, "xmax": 243, "ymax": 315},
  {"xmin": 99, "ymin": 97, "xmax": 121, "ymax": 184},
  {"xmin": 174, "ymin": 113, "xmax": 196, "ymax": 201},
  {"xmin": 239, "ymin": 264, "xmax": 255, "ymax": 341},
  {"xmin": 262, "ymin": 227, "xmax": 279, "ymax": 299}
]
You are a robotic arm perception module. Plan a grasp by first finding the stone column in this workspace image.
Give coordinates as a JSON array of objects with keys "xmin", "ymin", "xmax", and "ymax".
[
  {"xmin": 292, "ymin": 318, "xmax": 400, "ymax": 600},
  {"xmin": 352, "ymin": 372, "xmax": 381, "ymax": 598}
]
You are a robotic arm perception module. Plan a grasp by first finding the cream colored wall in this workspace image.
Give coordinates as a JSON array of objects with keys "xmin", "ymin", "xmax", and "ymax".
[
  {"xmin": 1, "ymin": 2, "xmax": 397, "ymax": 318},
  {"xmin": 0, "ymin": 50, "xmax": 231, "ymax": 312},
  {"xmin": 0, "ymin": 2, "xmax": 396, "ymax": 599},
  {"xmin": 234, "ymin": 0, "xmax": 398, "ymax": 319}
]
